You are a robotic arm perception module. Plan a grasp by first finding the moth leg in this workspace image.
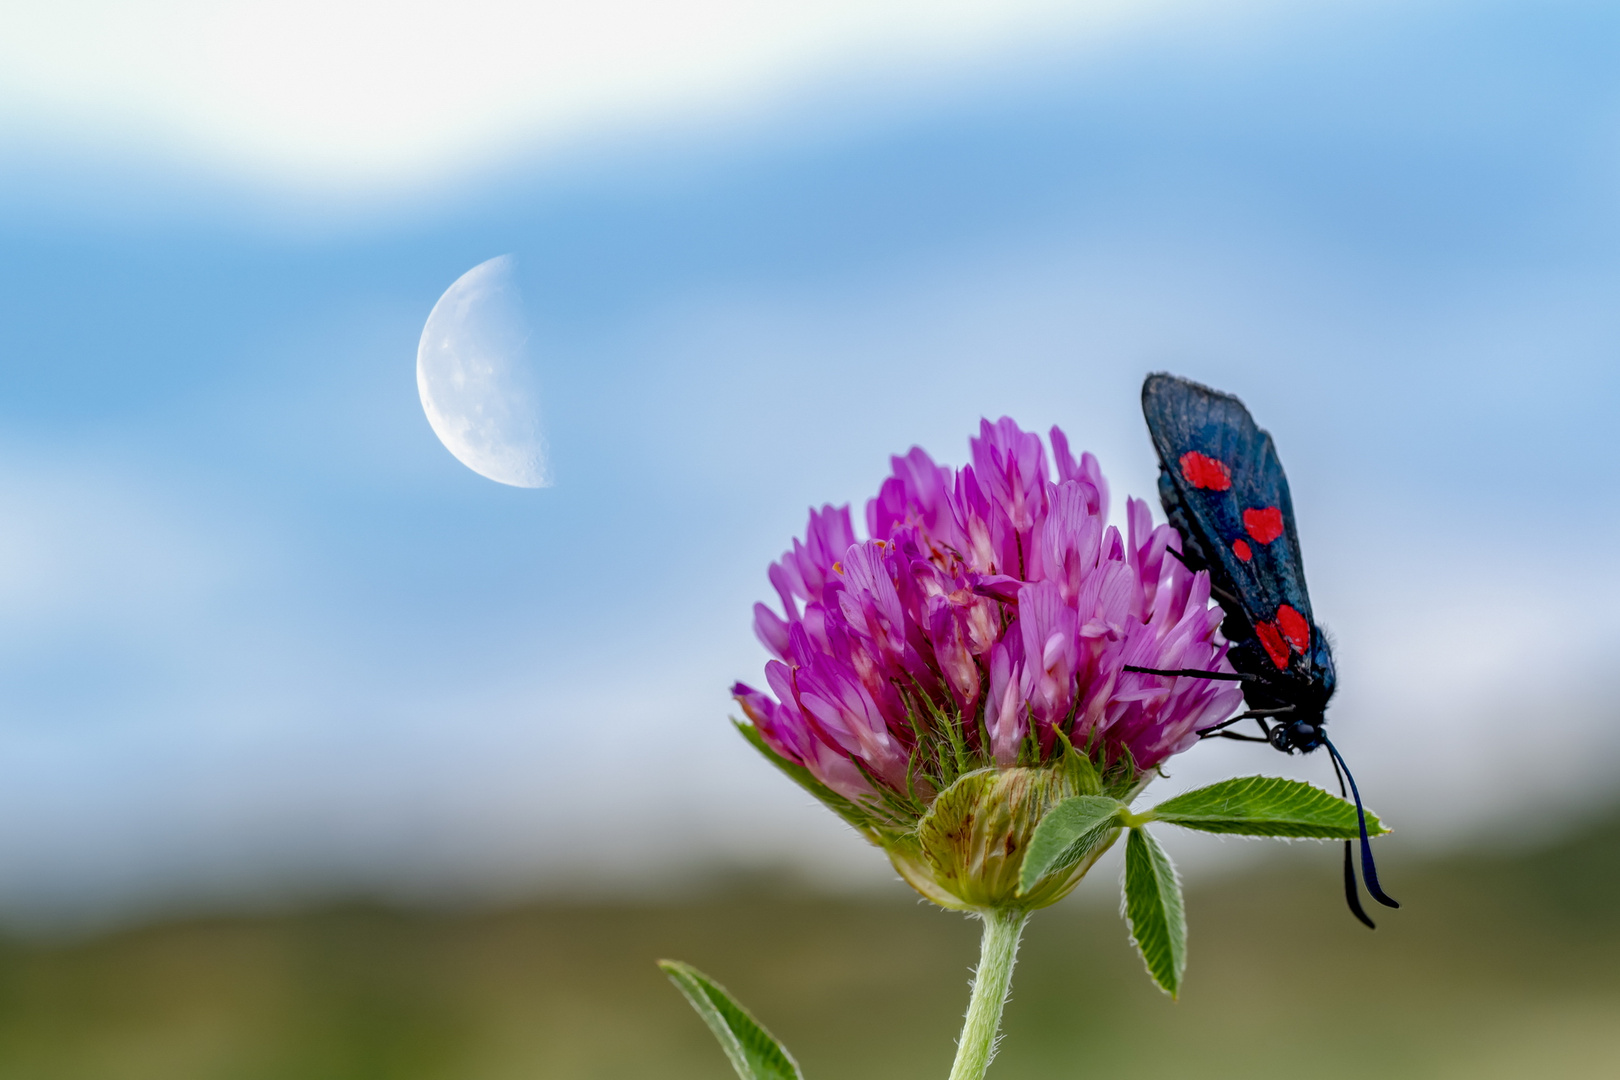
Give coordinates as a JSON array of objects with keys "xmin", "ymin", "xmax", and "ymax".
[
  {"xmin": 1200, "ymin": 720, "xmax": 1273, "ymax": 743},
  {"xmin": 1123, "ymin": 665, "xmax": 1254, "ymax": 682},
  {"xmin": 1164, "ymin": 548, "xmax": 1247, "ymax": 610},
  {"xmin": 1198, "ymin": 712, "xmax": 1275, "ymax": 742},
  {"xmin": 1167, "ymin": 554, "xmax": 1242, "ymax": 607},
  {"xmin": 1199, "ymin": 712, "xmax": 1270, "ymax": 734}
]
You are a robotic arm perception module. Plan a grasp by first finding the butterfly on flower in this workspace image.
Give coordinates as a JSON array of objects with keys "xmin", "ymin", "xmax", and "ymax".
[{"xmin": 1127, "ymin": 373, "xmax": 1399, "ymax": 928}]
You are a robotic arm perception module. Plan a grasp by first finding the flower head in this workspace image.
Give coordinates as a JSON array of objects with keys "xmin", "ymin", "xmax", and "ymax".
[{"xmin": 733, "ymin": 419, "xmax": 1242, "ymax": 908}]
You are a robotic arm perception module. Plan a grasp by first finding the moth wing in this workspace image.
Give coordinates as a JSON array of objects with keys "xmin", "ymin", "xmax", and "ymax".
[{"xmin": 1141, "ymin": 374, "xmax": 1323, "ymax": 680}]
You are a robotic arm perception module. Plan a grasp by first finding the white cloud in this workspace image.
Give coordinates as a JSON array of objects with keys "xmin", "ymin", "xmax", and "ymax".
[{"xmin": 0, "ymin": 0, "xmax": 1240, "ymax": 191}]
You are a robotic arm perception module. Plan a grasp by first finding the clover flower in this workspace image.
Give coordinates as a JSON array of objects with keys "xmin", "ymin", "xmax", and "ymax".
[
  {"xmin": 671, "ymin": 414, "xmax": 1392, "ymax": 1080},
  {"xmin": 733, "ymin": 418, "xmax": 1242, "ymax": 910}
]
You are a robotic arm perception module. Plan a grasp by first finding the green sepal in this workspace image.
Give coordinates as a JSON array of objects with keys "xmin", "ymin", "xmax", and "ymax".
[
  {"xmin": 733, "ymin": 720, "xmax": 892, "ymax": 843},
  {"xmin": 658, "ymin": 960, "xmax": 803, "ymax": 1080},
  {"xmin": 1147, "ymin": 776, "xmax": 1388, "ymax": 839},
  {"xmin": 1123, "ymin": 826, "xmax": 1187, "ymax": 998},
  {"xmin": 903, "ymin": 766, "xmax": 1086, "ymax": 910},
  {"xmin": 1052, "ymin": 727, "xmax": 1103, "ymax": 796},
  {"xmin": 1017, "ymin": 795, "xmax": 1124, "ymax": 895}
]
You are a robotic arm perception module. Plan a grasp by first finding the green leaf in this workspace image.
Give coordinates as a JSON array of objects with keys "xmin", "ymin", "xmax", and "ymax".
[
  {"xmin": 1148, "ymin": 776, "xmax": 1388, "ymax": 839},
  {"xmin": 1017, "ymin": 795, "xmax": 1124, "ymax": 894},
  {"xmin": 1124, "ymin": 827, "xmax": 1186, "ymax": 998},
  {"xmin": 658, "ymin": 960, "xmax": 803, "ymax": 1080}
]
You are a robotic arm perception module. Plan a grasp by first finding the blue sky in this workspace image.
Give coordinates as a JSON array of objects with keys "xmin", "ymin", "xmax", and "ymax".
[{"xmin": 2, "ymin": 0, "xmax": 1618, "ymax": 924}]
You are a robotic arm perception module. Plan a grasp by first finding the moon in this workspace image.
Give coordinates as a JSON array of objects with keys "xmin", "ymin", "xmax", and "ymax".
[{"xmin": 417, "ymin": 255, "xmax": 552, "ymax": 488}]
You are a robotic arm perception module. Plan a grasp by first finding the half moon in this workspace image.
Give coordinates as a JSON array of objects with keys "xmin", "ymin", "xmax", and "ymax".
[{"xmin": 417, "ymin": 255, "xmax": 552, "ymax": 488}]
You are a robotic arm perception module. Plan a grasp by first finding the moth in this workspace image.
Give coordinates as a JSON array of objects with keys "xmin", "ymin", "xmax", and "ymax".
[{"xmin": 1127, "ymin": 373, "xmax": 1398, "ymax": 927}]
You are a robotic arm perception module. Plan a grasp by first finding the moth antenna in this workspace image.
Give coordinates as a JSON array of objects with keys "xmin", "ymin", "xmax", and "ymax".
[
  {"xmin": 1325, "ymin": 738, "xmax": 1399, "ymax": 910},
  {"xmin": 1327, "ymin": 750, "xmax": 1376, "ymax": 929},
  {"xmin": 1341, "ymin": 839, "xmax": 1376, "ymax": 929}
]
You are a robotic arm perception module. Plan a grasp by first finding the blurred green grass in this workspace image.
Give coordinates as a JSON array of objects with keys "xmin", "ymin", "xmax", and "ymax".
[{"xmin": 0, "ymin": 811, "xmax": 1616, "ymax": 1080}]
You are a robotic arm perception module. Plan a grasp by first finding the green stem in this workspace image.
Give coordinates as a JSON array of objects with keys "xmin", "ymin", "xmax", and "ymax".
[{"xmin": 948, "ymin": 908, "xmax": 1030, "ymax": 1080}]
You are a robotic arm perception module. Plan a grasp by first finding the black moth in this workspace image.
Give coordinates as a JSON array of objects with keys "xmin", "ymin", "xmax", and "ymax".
[{"xmin": 1126, "ymin": 373, "xmax": 1398, "ymax": 928}]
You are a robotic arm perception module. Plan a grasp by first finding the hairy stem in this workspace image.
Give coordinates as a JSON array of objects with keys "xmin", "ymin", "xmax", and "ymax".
[{"xmin": 948, "ymin": 908, "xmax": 1030, "ymax": 1080}]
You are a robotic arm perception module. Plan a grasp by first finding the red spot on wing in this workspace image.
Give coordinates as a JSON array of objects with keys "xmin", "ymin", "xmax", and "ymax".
[
  {"xmin": 1276, "ymin": 604, "xmax": 1310, "ymax": 653},
  {"xmin": 1255, "ymin": 621, "xmax": 1290, "ymax": 669},
  {"xmin": 1179, "ymin": 451, "xmax": 1233, "ymax": 490},
  {"xmin": 1243, "ymin": 506, "xmax": 1284, "ymax": 544},
  {"xmin": 1231, "ymin": 538, "xmax": 1252, "ymax": 561}
]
